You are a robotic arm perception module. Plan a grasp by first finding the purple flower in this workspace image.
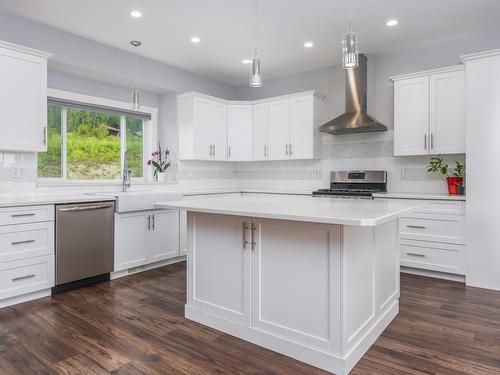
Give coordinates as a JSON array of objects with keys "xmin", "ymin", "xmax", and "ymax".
[
  {"xmin": 147, "ymin": 160, "xmax": 152, "ymax": 166},
  {"xmin": 165, "ymin": 149, "xmax": 170, "ymax": 156}
]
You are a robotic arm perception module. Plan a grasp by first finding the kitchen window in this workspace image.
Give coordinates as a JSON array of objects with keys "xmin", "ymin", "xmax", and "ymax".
[{"xmin": 38, "ymin": 90, "xmax": 156, "ymax": 182}]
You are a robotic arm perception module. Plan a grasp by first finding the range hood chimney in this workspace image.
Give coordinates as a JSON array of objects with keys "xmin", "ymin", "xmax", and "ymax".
[{"xmin": 319, "ymin": 54, "xmax": 387, "ymax": 135}]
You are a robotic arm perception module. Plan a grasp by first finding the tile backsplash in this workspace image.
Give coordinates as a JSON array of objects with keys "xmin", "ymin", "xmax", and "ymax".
[{"xmin": 0, "ymin": 152, "xmax": 37, "ymax": 195}]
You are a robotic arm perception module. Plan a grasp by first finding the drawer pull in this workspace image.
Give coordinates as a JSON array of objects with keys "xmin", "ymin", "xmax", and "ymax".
[
  {"xmin": 406, "ymin": 252, "xmax": 426, "ymax": 258},
  {"xmin": 406, "ymin": 225, "xmax": 426, "ymax": 229},
  {"xmin": 11, "ymin": 213, "xmax": 36, "ymax": 218},
  {"xmin": 12, "ymin": 274, "xmax": 36, "ymax": 281},
  {"xmin": 11, "ymin": 240, "xmax": 36, "ymax": 246}
]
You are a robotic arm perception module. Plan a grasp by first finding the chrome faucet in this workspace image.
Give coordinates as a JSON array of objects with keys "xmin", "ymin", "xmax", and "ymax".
[{"xmin": 122, "ymin": 150, "xmax": 131, "ymax": 192}]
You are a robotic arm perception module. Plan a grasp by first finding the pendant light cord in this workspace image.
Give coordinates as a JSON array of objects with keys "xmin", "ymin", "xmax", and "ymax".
[
  {"xmin": 254, "ymin": 0, "xmax": 258, "ymax": 58},
  {"xmin": 134, "ymin": 53, "xmax": 138, "ymax": 91},
  {"xmin": 348, "ymin": 0, "xmax": 352, "ymax": 32}
]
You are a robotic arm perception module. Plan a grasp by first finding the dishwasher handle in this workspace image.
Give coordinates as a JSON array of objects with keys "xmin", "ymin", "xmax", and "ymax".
[{"xmin": 58, "ymin": 204, "xmax": 113, "ymax": 212}]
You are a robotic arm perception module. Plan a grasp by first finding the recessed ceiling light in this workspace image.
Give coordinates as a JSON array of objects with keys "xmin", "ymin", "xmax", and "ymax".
[
  {"xmin": 242, "ymin": 59, "xmax": 251, "ymax": 64},
  {"xmin": 130, "ymin": 10, "xmax": 142, "ymax": 18},
  {"xmin": 386, "ymin": 19, "xmax": 398, "ymax": 27},
  {"xmin": 190, "ymin": 36, "xmax": 201, "ymax": 44},
  {"xmin": 304, "ymin": 41, "xmax": 314, "ymax": 48}
]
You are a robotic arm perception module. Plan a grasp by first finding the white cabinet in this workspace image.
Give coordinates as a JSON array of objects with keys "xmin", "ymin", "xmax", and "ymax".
[
  {"xmin": 178, "ymin": 94, "xmax": 227, "ymax": 160},
  {"xmin": 429, "ymin": 70, "xmax": 466, "ymax": 154},
  {"xmin": 227, "ymin": 104, "xmax": 252, "ymax": 161},
  {"xmin": 178, "ymin": 91, "xmax": 324, "ymax": 162},
  {"xmin": 115, "ymin": 209, "xmax": 180, "ymax": 272},
  {"xmin": 392, "ymin": 66, "xmax": 465, "ymax": 156},
  {"xmin": 252, "ymin": 102, "xmax": 269, "ymax": 160},
  {"xmin": 0, "ymin": 41, "xmax": 51, "ymax": 152},
  {"xmin": 187, "ymin": 212, "xmax": 251, "ymax": 324},
  {"xmin": 393, "ymin": 76, "xmax": 429, "ymax": 156},
  {"xmin": 268, "ymin": 98, "xmax": 291, "ymax": 160},
  {"xmin": 0, "ymin": 204, "xmax": 55, "ymax": 308}
]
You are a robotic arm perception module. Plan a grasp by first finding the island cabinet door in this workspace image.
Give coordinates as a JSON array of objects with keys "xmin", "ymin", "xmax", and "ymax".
[
  {"xmin": 188, "ymin": 212, "xmax": 251, "ymax": 325},
  {"xmin": 250, "ymin": 218, "xmax": 341, "ymax": 353}
]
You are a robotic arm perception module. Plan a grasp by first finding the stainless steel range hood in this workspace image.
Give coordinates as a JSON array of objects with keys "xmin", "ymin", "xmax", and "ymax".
[{"xmin": 319, "ymin": 54, "xmax": 387, "ymax": 135}]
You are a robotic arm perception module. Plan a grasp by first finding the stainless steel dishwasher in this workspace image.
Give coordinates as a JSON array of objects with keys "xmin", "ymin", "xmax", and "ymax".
[{"xmin": 54, "ymin": 201, "xmax": 114, "ymax": 292}]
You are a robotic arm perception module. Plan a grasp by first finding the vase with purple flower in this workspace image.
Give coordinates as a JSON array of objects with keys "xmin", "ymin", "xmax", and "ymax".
[{"xmin": 147, "ymin": 144, "xmax": 171, "ymax": 182}]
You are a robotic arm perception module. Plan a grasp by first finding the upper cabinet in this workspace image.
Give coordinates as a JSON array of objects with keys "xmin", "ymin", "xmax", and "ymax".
[
  {"xmin": 392, "ymin": 66, "xmax": 465, "ymax": 156},
  {"xmin": 0, "ymin": 41, "xmax": 51, "ymax": 152},
  {"xmin": 178, "ymin": 91, "xmax": 324, "ymax": 162},
  {"xmin": 227, "ymin": 104, "xmax": 252, "ymax": 161},
  {"xmin": 178, "ymin": 94, "xmax": 227, "ymax": 160}
]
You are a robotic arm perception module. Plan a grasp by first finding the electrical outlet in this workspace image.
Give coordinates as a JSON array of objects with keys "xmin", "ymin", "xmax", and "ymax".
[
  {"xmin": 399, "ymin": 168, "xmax": 407, "ymax": 178},
  {"xmin": 11, "ymin": 167, "xmax": 21, "ymax": 178}
]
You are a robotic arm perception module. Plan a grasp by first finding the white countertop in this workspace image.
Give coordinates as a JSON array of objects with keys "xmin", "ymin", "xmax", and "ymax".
[
  {"xmin": 0, "ymin": 194, "xmax": 116, "ymax": 208},
  {"xmin": 373, "ymin": 192, "xmax": 466, "ymax": 201},
  {"xmin": 156, "ymin": 194, "xmax": 420, "ymax": 226}
]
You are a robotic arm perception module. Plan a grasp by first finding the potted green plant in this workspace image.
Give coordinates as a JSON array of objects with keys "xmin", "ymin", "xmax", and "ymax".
[
  {"xmin": 147, "ymin": 145, "xmax": 171, "ymax": 182},
  {"xmin": 427, "ymin": 156, "xmax": 465, "ymax": 195}
]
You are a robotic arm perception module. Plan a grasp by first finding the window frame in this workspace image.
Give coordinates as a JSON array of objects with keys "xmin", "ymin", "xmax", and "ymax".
[{"xmin": 38, "ymin": 88, "xmax": 158, "ymax": 185}]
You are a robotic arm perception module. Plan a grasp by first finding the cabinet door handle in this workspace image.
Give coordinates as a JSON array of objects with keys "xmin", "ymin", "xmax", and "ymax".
[
  {"xmin": 11, "ymin": 240, "xmax": 36, "ymax": 246},
  {"xmin": 406, "ymin": 252, "xmax": 426, "ymax": 258},
  {"xmin": 213, "ymin": 144, "xmax": 216, "ymax": 156},
  {"xmin": 289, "ymin": 143, "xmax": 293, "ymax": 155},
  {"xmin": 286, "ymin": 144, "xmax": 289, "ymax": 156},
  {"xmin": 264, "ymin": 145, "xmax": 267, "ymax": 157},
  {"xmin": 209, "ymin": 144, "xmax": 212, "ymax": 156},
  {"xmin": 431, "ymin": 133, "xmax": 434, "ymax": 149},
  {"xmin": 228, "ymin": 146, "xmax": 231, "ymax": 159},
  {"xmin": 147, "ymin": 215, "xmax": 151, "ymax": 231},
  {"xmin": 424, "ymin": 134, "xmax": 427, "ymax": 150},
  {"xmin": 152, "ymin": 214, "xmax": 155, "ymax": 230},
  {"xmin": 242, "ymin": 222, "xmax": 249, "ymax": 249},
  {"xmin": 12, "ymin": 274, "xmax": 36, "ymax": 282},
  {"xmin": 406, "ymin": 225, "xmax": 426, "ymax": 229},
  {"xmin": 250, "ymin": 223, "xmax": 257, "ymax": 250},
  {"xmin": 11, "ymin": 213, "xmax": 36, "ymax": 218},
  {"xmin": 43, "ymin": 126, "xmax": 47, "ymax": 145}
]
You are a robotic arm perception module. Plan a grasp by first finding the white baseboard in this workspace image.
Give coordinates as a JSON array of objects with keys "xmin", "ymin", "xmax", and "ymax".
[
  {"xmin": 111, "ymin": 256, "xmax": 186, "ymax": 280},
  {"xmin": 0, "ymin": 289, "xmax": 51, "ymax": 309},
  {"xmin": 186, "ymin": 301, "xmax": 398, "ymax": 375},
  {"xmin": 401, "ymin": 266, "xmax": 465, "ymax": 283}
]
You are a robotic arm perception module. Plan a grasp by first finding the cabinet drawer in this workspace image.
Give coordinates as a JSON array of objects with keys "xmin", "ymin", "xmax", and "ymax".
[
  {"xmin": 403, "ymin": 201, "xmax": 465, "ymax": 216},
  {"xmin": 0, "ymin": 222, "xmax": 54, "ymax": 262},
  {"xmin": 399, "ymin": 217, "xmax": 464, "ymax": 244},
  {"xmin": 0, "ymin": 205, "xmax": 54, "ymax": 226},
  {"xmin": 400, "ymin": 240, "xmax": 464, "ymax": 275},
  {"xmin": 0, "ymin": 255, "xmax": 54, "ymax": 300}
]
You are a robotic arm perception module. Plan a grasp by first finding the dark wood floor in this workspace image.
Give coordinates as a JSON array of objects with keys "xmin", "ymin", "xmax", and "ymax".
[{"xmin": 1, "ymin": 262, "xmax": 500, "ymax": 375}]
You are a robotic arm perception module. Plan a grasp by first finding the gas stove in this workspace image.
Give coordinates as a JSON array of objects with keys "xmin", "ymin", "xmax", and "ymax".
[{"xmin": 313, "ymin": 170, "xmax": 387, "ymax": 199}]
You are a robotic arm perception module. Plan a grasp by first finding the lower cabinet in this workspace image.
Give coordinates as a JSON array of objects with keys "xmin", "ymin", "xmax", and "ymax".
[{"xmin": 114, "ymin": 209, "xmax": 180, "ymax": 272}]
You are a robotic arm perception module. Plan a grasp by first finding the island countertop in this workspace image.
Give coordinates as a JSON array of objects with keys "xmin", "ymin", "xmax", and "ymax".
[{"xmin": 156, "ymin": 194, "xmax": 420, "ymax": 226}]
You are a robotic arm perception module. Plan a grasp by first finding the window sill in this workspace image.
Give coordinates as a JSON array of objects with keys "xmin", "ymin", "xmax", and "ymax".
[{"xmin": 36, "ymin": 179, "xmax": 178, "ymax": 188}]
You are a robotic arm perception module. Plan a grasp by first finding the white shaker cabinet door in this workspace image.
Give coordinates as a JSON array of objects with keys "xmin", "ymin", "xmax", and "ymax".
[
  {"xmin": 147, "ymin": 210, "xmax": 180, "ymax": 263},
  {"xmin": 268, "ymin": 98, "xmax": 290, "ymax": 160},
  {"xmin": 114, "ymin": 212, "xmax": 148, "ymax": 271},
  {"xmin": 0, "ymin": 47, "xmax": 47, "ymax": 152},
  {"xmin": 289, "ymin": 94, "xmax": 314, "ymax": 160},
  {"xmin": 429, "ymin": 69, "xmax": 466, "ymax": 154},
  {"xmin": 193, "ymin": 97, "xmax": 216, "ymax": 160},
  {"xmin": 227, "ymin": 104, "xmax": 252, "ymax": 161},
  {"xmin": 212, "ymin": 101, "xmax": 228, "ymax": 160},
  {"xmin": 252, "ymin": 102, "xmax": 269, "ymax": 160},
  {"xmin": 394, "ymin": 76, "xmax": 430, "ymax": 156},
  {"xmin": 187, "ymin": 212, "xmax": 251, "ymax": 325}
]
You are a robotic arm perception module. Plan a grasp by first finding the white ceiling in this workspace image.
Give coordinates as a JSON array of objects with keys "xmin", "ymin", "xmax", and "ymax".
[{"xmin": 1, "ymin": 0, "xmax": 500, "ymax": 85}]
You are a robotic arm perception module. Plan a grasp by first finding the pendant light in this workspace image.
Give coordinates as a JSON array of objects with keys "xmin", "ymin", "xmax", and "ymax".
[
  {"xmin": 130, "ymin": 40, "xmax": 142, "ymax": 110},
  {"xmin": 342, "ymin": 0, "xmax": 358, "ymax": 69},
  {"xmin": 250, "ymin": 0, "xmax": 262, "ymax": 87}
]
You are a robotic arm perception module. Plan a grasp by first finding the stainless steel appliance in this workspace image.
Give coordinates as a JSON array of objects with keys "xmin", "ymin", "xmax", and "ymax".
[
  {"xmin": 54, "ymin": 201, "xmax": 114, "ymax": 292},
  {"xmin": 319, "ymin": 54, "xmax": 388, "ymax": 135},
  {"xmin": 313, "ymin": 170, "xmax": 387, "ymax": 198}
]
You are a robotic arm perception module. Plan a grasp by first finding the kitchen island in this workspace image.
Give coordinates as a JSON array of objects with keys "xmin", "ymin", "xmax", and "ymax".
[{"xmin": 157, "ymin": 194, "xmax": 418, "ymax": 374}]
